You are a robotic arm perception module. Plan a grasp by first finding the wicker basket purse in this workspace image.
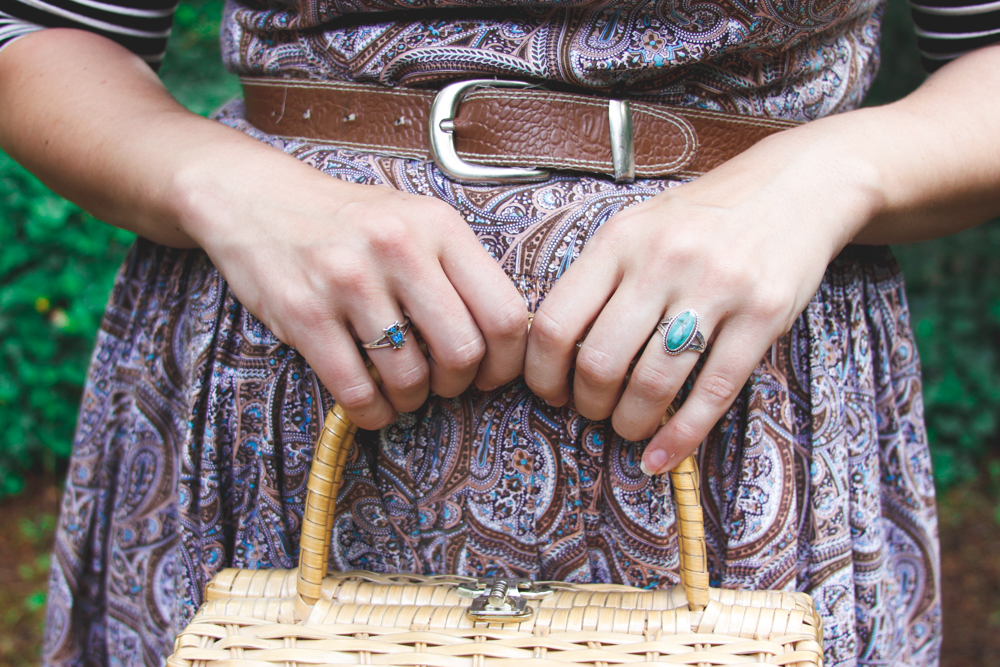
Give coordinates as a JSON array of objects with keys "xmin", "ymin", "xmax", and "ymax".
[{"xmin": 168, "ymin": 393, "xmax": 824, "ymax": 667}]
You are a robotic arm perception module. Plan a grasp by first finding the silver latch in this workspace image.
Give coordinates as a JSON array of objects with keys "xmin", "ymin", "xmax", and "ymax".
[
  {"xmin": 460, "ymin": 577, "xmax": 549, "ymax": 622},
  {"xmin": 456, "ymin": 576, "xmax": 554, "ymax": 599}
]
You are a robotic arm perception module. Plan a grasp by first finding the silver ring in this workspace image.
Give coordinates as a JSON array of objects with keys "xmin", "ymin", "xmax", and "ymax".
[
  {"xmin": 656, "ymin": 309, "xmax": 707, "ymax": 356},
  {"xmin": 362, "ymin": 318, "xmax": 410, "ymax": 350}
]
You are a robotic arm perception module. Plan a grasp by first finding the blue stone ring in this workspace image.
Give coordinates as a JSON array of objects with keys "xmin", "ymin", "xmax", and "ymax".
[
  {"xmin": 362, "ymin": 318, "xmax": 411, "ymax": 350},
  {"xmin": 656, "ymin": 309, "xmax": 707, "ymax": 356}
]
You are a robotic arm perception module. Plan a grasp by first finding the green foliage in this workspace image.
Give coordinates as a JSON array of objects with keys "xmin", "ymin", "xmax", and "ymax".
[
  {"xmin": 0, "ymin": 0, "xmax": 998, "ymax": 500},
  {"xmin": 0, "ymin": 0, "xmax": 234, "ymax": 497},
  {"xmin": 158, "ymin": 0, "xmax": 240, "ymax": 116},
  {"xmin": 0, "ymin": 153, "xmax": 135, "ymax": 496},
  {"xmin": 895, "ymin": 224, "xmax": 1000, "ymax": 488}
]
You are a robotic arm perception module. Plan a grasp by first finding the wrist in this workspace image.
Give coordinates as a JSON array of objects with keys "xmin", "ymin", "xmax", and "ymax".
[
  {"xmin": 789, "ymin": 110, "xmax": 889, "ymax": 249},
  {"xmin": 166, "ymin": 147, "xmax": 241, "ymax": 251},
  {"xmin": 683, "ymin": 114, "xmax": 887, "ymax": 259},
  {"xmin": 165, "ymin": 129, "xmax": 342, "ymax": 252}
]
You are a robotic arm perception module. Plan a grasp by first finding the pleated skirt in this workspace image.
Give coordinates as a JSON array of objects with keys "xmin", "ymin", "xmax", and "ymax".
[{"xmin": 42, "ymin": 100, "xmax": 940, "ymax": 667}]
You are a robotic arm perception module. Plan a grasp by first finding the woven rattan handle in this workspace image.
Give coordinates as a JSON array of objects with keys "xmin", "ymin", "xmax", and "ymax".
[
  {"xmin": 295, "ymin": 399, "xmax": 711, "ymax": 611},
  {"xmin": 667, "ymin": 455, "xmax": 709, "ymax": 610},
  {"xmin": 296, "ymin": 404, "xmax": 356, "ymax": 605}
]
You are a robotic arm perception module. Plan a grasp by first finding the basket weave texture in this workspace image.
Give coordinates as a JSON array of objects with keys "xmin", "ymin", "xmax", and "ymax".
[{"xmin": 169, "ymin": 404, "xmax": 824, "ymax": 667}]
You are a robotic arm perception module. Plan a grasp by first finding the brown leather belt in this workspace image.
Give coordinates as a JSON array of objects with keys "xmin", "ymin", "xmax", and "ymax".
[{"xmin": 242, "ymin": 77, "xmax": 800, "ymax": 183}]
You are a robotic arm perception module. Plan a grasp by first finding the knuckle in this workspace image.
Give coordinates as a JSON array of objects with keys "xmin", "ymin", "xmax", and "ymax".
[
  {"xmin": 743, "ymin": 287, "xmax": 797, "ymax": 336},
  {"xmin": 590, "ymin": 218, "xmax": 629, "ymax": 256},
  {"xmin": 438, "ymin": 335, "xmax": 486, "ymax": 372},
  {"xmin": 757, "ymin": 289, "xmax": 795, "ymax": 322},
  {"xmin": 335, "ymin": 379, "xmax": 380, "ymax": 412},
  {"xmin": 280, "ymin": 292, "xmax": 325, "ymax": 330},
  {"xmin": 424, "ymin": 197, "xmax": 460, "ymax": 220},
  {"xmin": 628, "ymin": 363, "xmax": 673, "ymax": 402},
  {"xmin": 575, "ymin": 346, "xmax": 621, "ymax": 388},
  {"xmin": 528, "ymin": 309, "xmax": 569, "ymax": 350},
  {"xmin": 711, "ymin": 261, "xmax": 746, "ymax": 292},
  {"xmin": 667, "ymin": 416, "xmax": 701, "ymax": 444},
  {"xmin": 388, "ymin": 360, "xmax": 429, "ymax": 394},
  {"xmin": 489, "ymin": 300, "xmax": 529, "ymax": 342},
  {"xmin": 654, "ymin": 228, "xmax": 700, "ymax": 265},
  {"xmin": 365, "ymin": 220, "xmax": 413, "ymax": 260},
  {"xmin": 698, "ymin": 372, "xmax": 741, "ymax": 407},
  {"xmin": 418, "ymin": 198, "xmax": 465, "ymax": 233},
  {"xmin": 326, "ymin": 253, "xmax": 372, "ymax": 291}
]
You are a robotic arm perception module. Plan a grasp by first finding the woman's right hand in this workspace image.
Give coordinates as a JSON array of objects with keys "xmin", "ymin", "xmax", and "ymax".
[
  {"xmin": 180, "ymin": 167, "xmax": 529, "ymax": 430},
  {"xmin": 0, "ymin": 30, "xmax": 528, "ymax": 431}
]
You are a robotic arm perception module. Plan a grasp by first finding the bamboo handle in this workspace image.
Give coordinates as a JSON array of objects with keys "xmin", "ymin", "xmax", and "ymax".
[
  {"xmin": 296, "ymin": 405, "xmax": 357, "ymax": 605},
  {"xmin": 295, "ymin": 331, "xmax": 711, "ymax": 611},
  {"xmin": 295, "ymin": 407, "xmax": 710, "ymax": 611},
  {"xmin": 668, "ymin": 456, "xmax": 709, "ymax": 611}
]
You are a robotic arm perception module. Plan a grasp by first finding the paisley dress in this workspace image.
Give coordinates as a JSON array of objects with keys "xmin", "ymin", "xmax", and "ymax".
[{"xmin": 42, "ymin": 1, "xmax": 940, "ymax": 666}]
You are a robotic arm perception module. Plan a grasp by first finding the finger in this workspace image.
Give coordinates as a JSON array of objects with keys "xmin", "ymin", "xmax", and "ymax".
[
  {"xmin": 439, "ymin": 232, "xmax": 529, "ymax": 391},
  {"xmin": 640, "ymin": 324, "xmax": 767, "ymax": 475},
  {"xmin": 524, "ymin": 246, "xmax": 620, "ymax": 405},
  {"xmin": 397, "ymin": 264, "xmax": 487, "ymax": 399},
  {"xmin": 571, "ymin": 276, "xmax": 670, "ymax": 420},
  {"xmin": 352, "ymin": 309, "xmax": 431, "ymax": 413},
  {"xmin": 297, "ymin": 322, "xmax": 398, "ymax": 430},
  {"xmin": 611, "ymin": 308, "xmax": 713, "ymax": 441}
]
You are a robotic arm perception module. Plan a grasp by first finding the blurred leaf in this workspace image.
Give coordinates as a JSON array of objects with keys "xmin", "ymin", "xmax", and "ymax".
[
  {"xmin": 0, "ymin": 1, "xmax": 231, "ymax": 498},
  {"xmin": 24, "ymin": 592, "xmax": 46, "ymax": 614},
  {"xmin": 895, "ymin": 218, "xmax": 1000, "ymax": 492}
]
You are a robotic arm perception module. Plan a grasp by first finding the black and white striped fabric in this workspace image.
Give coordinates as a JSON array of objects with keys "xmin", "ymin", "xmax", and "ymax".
[
  {"xmin": 911, "ymin": 0, "xmax": 1000, "ymax": 70},
  {"xmin": 0, "ymin": 0, "xmax": 998, "ymax": 74},
  {"xmin": 0, "ymin": 0, "xmax": 176, "ymax": 68}
]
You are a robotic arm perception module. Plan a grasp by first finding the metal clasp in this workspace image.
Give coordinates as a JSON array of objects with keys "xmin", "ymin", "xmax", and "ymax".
[
  {"xmin": 456, "ymin": 576, "xmax": 554, "ymax": 600},
  {"xmin": 462, "ymin": 578, "xmax": 538, "ymax": 622},
  {"xmin": 608, "ymin": 99, "xmax": 635, "ymax": 183},
  {"xmin": 429, "ymin": 79, "xmax": 550, "ymax": 183}
]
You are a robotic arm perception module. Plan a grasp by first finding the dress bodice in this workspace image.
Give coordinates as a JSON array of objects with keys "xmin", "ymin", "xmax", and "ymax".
[{"xmin": 221, "ymin": 0, "xmax": 884, "ymax": 120}]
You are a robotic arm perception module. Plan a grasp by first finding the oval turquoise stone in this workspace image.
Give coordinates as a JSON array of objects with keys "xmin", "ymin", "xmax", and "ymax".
[{"xmin": 664, "ymin": 310, "xmax": 696, "ymax": 352}]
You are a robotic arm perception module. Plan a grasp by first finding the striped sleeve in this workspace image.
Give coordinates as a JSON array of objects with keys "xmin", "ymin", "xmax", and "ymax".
[
  {"xmin": 0, "ymin": 0, "xmax": 177, "ymax": 68},
  {"xmin": 910, "ymin": 0, "xmax": 1000, "ymax": 71}
]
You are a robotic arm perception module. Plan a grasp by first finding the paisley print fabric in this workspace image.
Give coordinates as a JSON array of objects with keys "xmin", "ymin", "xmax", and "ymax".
[
  {"xmin": 44, "ymin": 108, "xmax": 940, "ymax": 667},
  {"xmin": 44, "ymin": 0, "xmax": 940, "ymax": 665},
  {"xmin": 221, "ymin": 0, "xmax": 883, "ymax": 119}
]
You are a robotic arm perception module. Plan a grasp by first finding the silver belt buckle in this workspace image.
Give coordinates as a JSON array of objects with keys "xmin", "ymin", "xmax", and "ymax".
[
  {"xmin": 429, "ymin": 79, "xmax": 550, "ymax": 183},
  {"xmin": 429, "ymin": 79, "xmax": 636, "ymax": 184}
]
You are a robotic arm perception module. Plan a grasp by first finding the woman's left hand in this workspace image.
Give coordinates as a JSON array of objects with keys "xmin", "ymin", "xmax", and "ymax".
[
  {"xmin": 525, "ymin": 44, "xmax": 1000, "ymax": 476},
  {"xmin": 524, "ymin": 123, "xmax": 879, "ymax": 475}
]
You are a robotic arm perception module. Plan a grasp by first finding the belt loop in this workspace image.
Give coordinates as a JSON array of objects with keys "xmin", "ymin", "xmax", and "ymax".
[{"xmin": 608, "ymin": 99, "xmax": 636, "ymax": 183}]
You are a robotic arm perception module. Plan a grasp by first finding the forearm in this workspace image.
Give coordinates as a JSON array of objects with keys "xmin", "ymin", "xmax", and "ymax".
[
  {"xmin": 0, "ymin": 28, "xmax": 329, "ymax": 248},
  {"xmin": 759, "ymin": 44, "xmax": 1000, "ymax": 246},
  {"xmin": 843, "ymin": 44, "xmax": 1000, "ymax": 243}
]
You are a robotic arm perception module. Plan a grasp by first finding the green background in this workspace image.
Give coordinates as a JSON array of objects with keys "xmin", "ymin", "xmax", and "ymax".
[{"xmin": 0, "ymin": 0, "xmax": 998, "ymax": 500}]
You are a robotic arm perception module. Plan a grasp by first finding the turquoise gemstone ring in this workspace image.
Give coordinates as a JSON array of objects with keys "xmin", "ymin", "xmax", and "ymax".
[
  {"xmin": 362, "ymin": 318, "xmax": 411, "ymax": 350},
  {"xmin": 656, "ymin": 309, "xmax": 707, "ymax": 356}
]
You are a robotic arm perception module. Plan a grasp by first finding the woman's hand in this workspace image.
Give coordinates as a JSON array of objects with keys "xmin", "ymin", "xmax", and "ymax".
[
  {"xmin": 526, "ymin": 42, "xmax": 1000, "ymax": 475},
  {"xmin": 0, "ymin": 28, "xmax": 529, "ymax": 430},
  {"xmin": 524, "ymin": 127, "xmax": 873, "ymax": 473},
  {"xmin": 181, "ymin": 169, "xmax": 529, "ymax": 430}
]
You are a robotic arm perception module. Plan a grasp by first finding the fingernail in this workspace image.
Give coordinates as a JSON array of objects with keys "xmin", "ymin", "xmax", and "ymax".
[{"xmin": 640, "ymin": 448, "xmax": 670, "ymax": 476}]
